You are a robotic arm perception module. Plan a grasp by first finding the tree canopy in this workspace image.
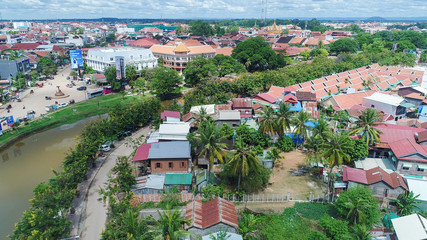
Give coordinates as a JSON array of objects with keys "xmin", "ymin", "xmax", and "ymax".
[
  {"xmin": 232, "ymin": 36, "xmax": 286, "ymax": 72},
  {"xmin": 329, "ymin": 38, "xmax": 359, "ymax": 54},
  {"xmin": 189, "ymin": 20, "xmax": 214, "ymax": 36},
  {"xmin": 151, "ymin": 68, "xmax": 182, "ymax": 99}
]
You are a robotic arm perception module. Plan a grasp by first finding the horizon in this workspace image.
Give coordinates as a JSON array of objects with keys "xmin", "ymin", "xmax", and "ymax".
[{"xmin": 2, "ymin": 0, "xmax": 427, "ymax": 20}]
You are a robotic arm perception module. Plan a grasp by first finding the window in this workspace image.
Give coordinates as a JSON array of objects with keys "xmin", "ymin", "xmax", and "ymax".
[
  {"xmin": 130, "ymin": 55, "xmax": 133, "ymax": 60},
  {"xmin": 417, "ymin": 167, "xmax": 425, "ymax": 172},
  {"xmin": 110, "ymin": 57, "xmax": 113, "ymax": 61},
  {"xmin": 402, "ymin": 165, "xmax": 411, "ymax": 171},
  {"xmin": 156, "ymin": 163, "xmax": 161, "ymax": 168},
  {"xmin": 169, "ymin": 162, "xmax": 173, "ymax": 168},
  {"xmin": 371, "ymin": 105, "xmax": 375, "ymax": 108},
  {"xmin": 181, "ymin": 162, "xmax": 185, "ymax": 168}
]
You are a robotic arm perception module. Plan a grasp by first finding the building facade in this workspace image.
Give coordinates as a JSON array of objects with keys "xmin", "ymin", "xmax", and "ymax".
[
  {"xmin": 150, "ymin": 42, "xmax": 215, "ymax": 73},
  {"xmin": 86, "ymin": 47, "xmax": 157, "ymax": 72}
]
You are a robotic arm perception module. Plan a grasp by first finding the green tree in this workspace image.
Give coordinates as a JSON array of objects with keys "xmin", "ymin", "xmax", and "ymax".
[
  {"xmin": 293, "ymin": 111, "xmax": 310, "ymax": 145},
  {"xmin": 37, "ymin": 57, "xmax": 57, "ymax": 75},
  {"xmin": 394, "ymin": 191, "xmax": 421, "ymax": 216},
  {"xmin": 83, "ymin": 62, "xmax": 97, "ymax": 74},
  {"xmin": 322, "ymin": 132, "xmax": 353, "ymax": 195},
  {"xmin": 210, "ymin": 54, "xmax": 246, "ymax": 77},
  {"xmin": 335, "ymin": 187, "xmax": 380, "ymax": 227},
  {"xmin": 276, "ymin": 136, "xmax": 294, "ymax": 152},
  {"xmin": 238, "ymin": 212, "xmax": 258, "ymax": 239},
  {"xmin": 130, "ymin": 77, "xmax": 146, "ymax": 96},
  {"xmin": 189, "ymin": 20, "xmax": 214, "ymax": 36},
  {"xmin": 232, "ymin": 36, "xmax": 286, "ymax": 72},
  {"xmin": 111, "ymin": 156, "xmax": 136, "ymax": 191},
  {"xmin": 259, "ymin": 106, "xmax": 277, "ymax": 135},
  {"xmin": 349, "ymin": 108, "xmax": 383, "ymax": 145},
  {"xmin": 318, "ymin": 215, "xmax": 350, "ymax": 240},
  {"xmin": 266, "ymin": 147, "xmax": 284, "ymax": 166},
  {"xmin": 125, "ymin": 65, "xmax": 138, "ymax": 82},
  {"xmin": 197, "ymin": 121, "xmax": 227, "ymax": 178},
  {"xmin": 351, "ymin": 224, "xmax": 373, "ymax": 240},
  {"xmin": 347, "ymin": 139, "xmax": 369, "ymax": 161},
  {"xmin": 227, "ymin": 138, "xmax": 261, "ymax": 190},
  {"xmin": 420, "ymin": 52, "xmax": 427, "ymax": 63},
  {"xmin": 12, "ymin": 72, "xmax": 26, "ymax": 89},
  {"xmin": 152, "ymin": 209, "xmax": 193, "ymax": 240},
  {"xmin": 183, "ymin": 57, "xmax": 217, "ymax": 86},
  {"xmin": 69, "ymin": 70, "xmax": 78, "ymax": 80},
  {"xmin": 312, "ymin": 118, "xmax": 331, "ymax": 141},
  {"xmin": 104, "ymin": 66, "xmax": 122, "ymax": 90},
  {"xmin": 220, "ymin": 123, "xmax": 234, "ymax": 140},
  {"xmin": 275, "ymin": 102, "xmax": 293, "ymax": 136},
  {"xmin": 151, "ymin": 68, "xmax": 182, "ymax": 99},
  {"xmin": 329, "ymin": 38, "xmax": 359, "ymax": 54},
  {"xmin": 175, "ymin": 25, "xmax": 183, "ymax": 35}
]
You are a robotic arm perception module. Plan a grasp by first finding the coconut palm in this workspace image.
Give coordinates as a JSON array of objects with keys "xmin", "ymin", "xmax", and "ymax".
[
  {"xmin": 275, "ymin": 102, "xmax": 293, "ymax": 136},
  {"xmin": 312, "ymin": 118, "xmax": 332, "ymax": 141},
  {"xmin": 153, "ymin": 209, "xmax": 197, "ymax": 240},
  {"xmin": 345, "ymin": 197, "xmax": 371, "ymax": 224},
  {"xmin": 395, "ymin": 191, "xmax": 421, "ymax": 216},
  {"xmin": 258, "ymin": 106, "xmax": 277, "ymax": 135},
  {"xmin": 227, "ymin": 138, "xmax": 261, "ymax": 190},
  {"xmin": 197, "ymin": 121, "xmax": 227, "ymax": 178},
  {"xmin": 304, "ymin": 135, "xmax": 325, "ymax": 165},
  {"xmin": 292, "ymin": 111, "xmax": 310, "ymax": 146},
  {"xmin": 322, "ymin": 132, "xmax": 353, "ymax": 195},
  {"xmin": 194, "ymin": 107, "xmax": 212, "ymax": 128},
  {"xmin": 187, "ymin": 132, "xmax": 201, "ymax": 166},
  {"xmin": 351, "ymin": 224, "xmax": 373, "ymax": 240},
  {"xmin": 349, "ymin": 108, "xmax": 383, "ymax": 145}
]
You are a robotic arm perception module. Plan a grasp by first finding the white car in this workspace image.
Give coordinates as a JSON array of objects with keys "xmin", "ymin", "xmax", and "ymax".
[
  {"xmin": 99, "ymin": 145, "xmax": 111, "ymax": 152},
  {"xmin": 57, "ymin": 102, "xmax": 69, "ymax": 108}
]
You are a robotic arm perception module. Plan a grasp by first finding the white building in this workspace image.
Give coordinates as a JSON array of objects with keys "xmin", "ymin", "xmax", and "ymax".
[
  {"xmin": 86, "ymin": 47, "xmax": 158, "ymax": 72},
  {"xmin": 362, "ymin": 92, "xmax": 406, "ymax": 121}
]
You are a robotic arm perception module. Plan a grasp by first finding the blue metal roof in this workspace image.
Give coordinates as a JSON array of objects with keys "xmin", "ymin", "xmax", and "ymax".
[{"xmin": 148, "ymin": 141, "xmax": 191, "ymax": 159}]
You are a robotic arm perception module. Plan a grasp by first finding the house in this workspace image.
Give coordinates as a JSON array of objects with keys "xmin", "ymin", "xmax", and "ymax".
[
  {"xmin": 391, "ymin": 214, "xmax": 427, "ymax": 240},
  {"xmin": 362, "ymin": 92, "xmax": 406, "ymax": 121},
  {"xmin": 342, "ymin": 166, "xmax": 408, "ymax": 199},
  {"xmin": 185, "ymin": 198, "xmax": 239, "ymax": 236},
  {"xmin": 202, "ymin": 232, "xmax": 243, "ymax": 240},
  {"xmin": 190, "ymin": 104, "xmax": 216, "ymax": 115},
  {"xmin": 160, "ymin": 110, "xmax": 181, "ymax": 122},
  {"xmin": 215, "ymin": 110, "xmax": 241, "ymax": 127},
  {"xmin": 157, "ymin": 122, "xmax": 190, "ymax": 141},
  {"xmin": 259, "ymin": 150, "xmax": 274, "ymax": 169},
  {"xmin": 132, "ymin": 175, "xmax": 165, "ymax": 194},
  {"xmin": 164, "ymin": 173, "xmax": 192, "ymax": 192},
  {"xmin": 132, "ymin": 141, "xmax": 191, "ymax": 174},
  {"xmin": 322, "ymin": 91, "xmax": 375, "ymax": 110},
  {"xmin": 231, "ymin": 98, "xmax": 253, "ymax": 119},
  {"xmin": 404, "ymin": 176, "xmax": 427, "ymax": 210}
]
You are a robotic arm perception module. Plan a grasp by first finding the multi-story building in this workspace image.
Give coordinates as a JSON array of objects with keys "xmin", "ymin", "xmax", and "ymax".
[
  {"xmin": 150, "ymin": 42, "xmax": 215, "ymax": 73},
  {"xmin": 86, "ymin": 46, "xmax": 157, "ymax": 72}
]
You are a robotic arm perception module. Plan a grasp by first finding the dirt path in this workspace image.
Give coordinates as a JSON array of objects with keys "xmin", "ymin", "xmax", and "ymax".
[
  {"xmin": 262, "ymin": 150, "xmax": 326, "ymax": 200},
  {"xmin": 80, "ymin": 126, "xmax": 152, "ymax": 240}
]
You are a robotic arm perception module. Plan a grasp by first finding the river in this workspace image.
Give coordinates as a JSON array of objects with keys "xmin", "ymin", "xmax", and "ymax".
[{"xmin": 0, "ymin": 116, "xmax": 102, "ymax": 239}]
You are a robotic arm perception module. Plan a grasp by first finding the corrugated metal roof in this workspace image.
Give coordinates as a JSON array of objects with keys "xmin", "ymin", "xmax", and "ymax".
[
  {"xmin": 164, "ymin": 173, "xmax": 192, "ymax": 185},
  {"xmin": 392, "ymin": 214, "xmax": 427, "ymax": 240},
  {"xmin": 148, "ymin": 141, "xmax": 191, "ymax": 159}
]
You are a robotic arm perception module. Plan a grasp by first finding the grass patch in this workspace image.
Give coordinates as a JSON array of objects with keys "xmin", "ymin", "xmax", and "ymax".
[
  {"xmin": 0, "ymin": 93, "xmax": 149, "ymax": 148},
  {"xmin": 294, "ymin": 202, "xmax": 338, "ymax": 220}
]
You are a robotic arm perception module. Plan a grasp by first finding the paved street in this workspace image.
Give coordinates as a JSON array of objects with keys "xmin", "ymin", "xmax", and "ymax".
[
  {"xmin": 0, "ymin": 65, "xmax": 100, "ymax": 130},
  {"xmin": 80, "ymin": 126, "xmax": 152, "ymax": 240}
]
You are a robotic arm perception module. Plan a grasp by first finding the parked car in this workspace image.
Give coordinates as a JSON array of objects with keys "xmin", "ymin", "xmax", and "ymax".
[
  {"xmin": 45, "ymin": 96, "xmax": 51, "ymax": 100},
  {"xmin": 66, "ymin": 83, "xmax": 73, "ymax": 88},
  {"xmin": 98, "ymin": 144, "xmax": 111, "ymax": 152},
  {"xmin": 77, "ymin": 86, "xmax": 87, "ymax": 91},
  {"xmin": 27, "ymin": 110, "xmax": 35, "ymax": 115},
  {"xmin": 6, "ymin": 104, "xmax": 12, "ymax": 109},
  {"xmin": 69, "ymin": 99, "xmax": 75, "ymax": 104},
  {"xmin": 57, "ymin": 103, "xmax": 69, "ymax": 108},
  {"xmin": 117, "ymin": 131, "xmax": 132, "ymax": 140}
]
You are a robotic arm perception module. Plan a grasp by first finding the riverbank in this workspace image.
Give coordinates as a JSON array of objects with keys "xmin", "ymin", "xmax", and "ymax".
[{"xmin": 0, "ymin": 93, "xmax": 150, "ymax": 150}]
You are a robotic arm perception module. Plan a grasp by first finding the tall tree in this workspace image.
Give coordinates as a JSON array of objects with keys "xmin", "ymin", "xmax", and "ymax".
[
  {"xmin": 232, "ymin": 36, "xmax": 286, "ymax": 72},
  {"xmin": 153, "ymin": 209, "xmax": 192, "ymax": 240},
  {"xmin": 349, "ymin": 108, "xmax": 383, "ymax": 145},
  {"xmin": 104, "ymin": 66, "xmax": 121, "ymax": 90},
  {"xmin": 322, "ymin": 132, "xmax": 353, "ymax": 195},
  {"xmin": 329, "ymin": 38, "xmax": 359, "ymax": 54},
  {"xmin": 227, "ymin": 138, "xmax": 261, "ymax": 190},
  {"xmin": 292, "ymin": 111, "xmax": 310, "ymax": 146},
  {"xmin": 151, "ymin": 68, "xmax": 182, "ymax": 99},
  {"xmin": 197, "ymin": 121, "xmax": 227, "ymax": 179},
  {"xmin": 259, "ymin": 106, "xmax": 277, "ymax": 135},
  {"xmin": 125, "ymin": 65, "xmax": 138, "ymax": 82},
  {"xmin": 312, "ymin": 118, "xmax": 331, "ymax": 140},
  {"xmin": 275, "ymin": 102, "xmax": 293, "ymax": 136},
  {"xmin": 183, "ymin": 57, "xmax": 217, "ymax": 86},
  {"xmin": 189, "ymin": 20, "xmax": 214, "ymax": 36}
]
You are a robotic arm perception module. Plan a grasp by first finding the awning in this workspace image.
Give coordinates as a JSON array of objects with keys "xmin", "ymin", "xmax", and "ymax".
[
  {"xmin": 388, "ymin": 151, "xmax": 394, "ymax": 156},
  {"xmin": 400, "ymin": 102, "xmax": 416, "ymax": 108},
  {"xmin": 392, "ymin": 156, "xmax": 397, "ymax": 162},
  {"xmin": 402, "ymin": 163, "xmax": 412, "ymax": 168},
  {"xmin": 417, "ymin": 165, "xmax": 427, "ymax": 170}
]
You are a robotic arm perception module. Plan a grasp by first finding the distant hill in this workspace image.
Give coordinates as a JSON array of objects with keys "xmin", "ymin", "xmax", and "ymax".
[{"xmin": 365, "ymin": 16, "xmax": 387, "ymax": 22}]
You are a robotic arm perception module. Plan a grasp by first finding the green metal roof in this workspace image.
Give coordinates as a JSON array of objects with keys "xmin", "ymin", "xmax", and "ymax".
[
  {"xmin": 400, "ymin": 102, "xmax": 416, "ymax": 108},
  {"xmin": 164, "ymin": 173, "xmax": 192, "ymax": 185}
]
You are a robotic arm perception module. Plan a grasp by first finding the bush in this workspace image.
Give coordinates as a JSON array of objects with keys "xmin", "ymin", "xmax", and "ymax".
[
  {"xmin": 276, "ymin": 136, "xmax": 294, "ymax": 152},
  {"xmin": 305, "ymin": 230, "xmax": 330, "ymax": 240},
  {"xmin": 253, "ymin": 145, "xmax": 264, "ymax": 156},
  {"xmin": 319, "ymin": 215, "xmax": 349, "ymax": 240},
  {"xmin": 294, "ymin": 202, "xmax": 338, "ymax": 220}
]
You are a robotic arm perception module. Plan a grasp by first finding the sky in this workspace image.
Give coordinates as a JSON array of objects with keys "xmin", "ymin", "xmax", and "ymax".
[{"xmin": 2, "ymin": 0, "xmax": 427, "ymax": 20}]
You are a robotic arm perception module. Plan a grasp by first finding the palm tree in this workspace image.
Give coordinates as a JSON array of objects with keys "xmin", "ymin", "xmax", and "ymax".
[
  {"xmin": 345, "ymin": 197, "xmax": 371, "ymax": 224},
  {"xmin": 293, "ymin": 111, "xmax": 310, "ymax": 146},
  {"xmin": 227, "ymin": 138, "xmax": 260, "ymax": 190},
  {"xmin": 153, "ymin": 209, "xmax": 195, "ymax": 240},
  {"xmin": 304, "ymin": 135, "xmax": 325, "ymax": 165},
  {"xmin": 275, "ymin": 102, "xmax": 293, "ymax": 136},
  {"xmin": 351, "ymin": 224, "xmax": 372, "ymax": 240},
  {"xmin": 322, "ymin": 132, "xmax": 353, "ymax": 195},
  {"xmin": 238, "ymin": 212, "xmax": 258, "ymax": 239},
  {"xmin": 349, "ymin": 108, "xmax": 383, "ymax": 145},
  {"xmin": 187, "ymin": 132, "xmax": 201, "ymax": 166},
  {"xmin": 194, "ymin": 107, "xmax": 212, "ymax": 128},
  {"xmin": 312, "ymin": 118, "xmax": 332, "ymax": 140},
  {"xmin": 259, "ymin": 106, "xmax": 277, "ymax": 135},
  {"xmin": 197, "ymin": 121, "xmax": 227, "ymax": 178},
  {"xmin": 395, "ymin": 191, "xmax": 421, "ymax": 216}
]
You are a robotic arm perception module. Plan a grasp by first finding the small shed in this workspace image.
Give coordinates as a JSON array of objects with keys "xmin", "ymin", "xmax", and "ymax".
[
  {"xmin": 258, "ymin": 150, "xmax": 274, "ymax": 169},
  {"xmin": 164, "ymin": 173, "xmax": 192, "ymax": 192},
  {"xmin": 132, "ymin": 175, "xmax": 165, "ymax": 194}
]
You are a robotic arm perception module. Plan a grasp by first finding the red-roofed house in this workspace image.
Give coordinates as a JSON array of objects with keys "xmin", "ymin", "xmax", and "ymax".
[
  {"xmin": 128, "ymin": 38, "xmax": 160, "ymax": 49},
  {"xmin": 161, "ymin": 110, "xmax": 181, "ymax": 121},
  {"xmin": 322, "ymin": 91, "xmax": 375, "ymax": 110},
  {"xmin": 231, "ymin": 98, "xmax": 253, "ymax": 119},
  {"xmin": 253, "ymin": 93, "xmax": 276, "ymax": 105},
  {"xmin": 343, "ymin": 166, "xmax": 408, "ymax": 199},
  {"xmin": 11, "ymin": 42, "xmax": 40, "ymax": 51},
  {"xmin": 185, "ymin": 198, "xmax": 239, "ymax": 235}
]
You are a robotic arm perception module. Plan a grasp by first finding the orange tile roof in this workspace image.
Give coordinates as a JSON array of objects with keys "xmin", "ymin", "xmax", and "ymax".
[
  {"xmin": 312, "ymin": 84, "xmax": 325, "ymax": 90},
  {"xmin": 325, "ymin": 85, "xmax": 339, "ymax": 94},
  {"xmin": 315, "ymin": 89, "xmax": 328, "ymax": 99},
  {"xmin": 267, "ymin": 86, "xmax": 284, "ymax": 99},
  {"xmin": 377, "ymin": 81, "xmax": 390, "ymax": 89},
  {"xmin": 332, "ymin": 91, "xmax": 375, "ymax": 110},
  {"xmin": 215, "ymin": 47, "xmax": 233, "ymax": 56},
  {"xmin": 289, "ymin": 37, "xmax": 305, "ymax": 44},
  {"xmin": 351, "ymin": 83, "xmax": 365, "ymax": 91},
  {"xmin": 324, "ymin": 79, "xmax": 339, "ymax": 87},
  {"xmin": 151, "ymin": 44, "xmax": 215, "ymax": 56},
  {"xmin": 400, "ymin": 78, "xmax": 413, "ymax": 86},
  {"xmin": 174, "ymin": 43, "xmax": 190, "ymax": 52},
  {"xmin": 299, "ymin": 81, "xmax": 312, "ymax": 88},
  {"xmin": 312, "ymin": 78, "xmax": 325, "ymax": 85}
]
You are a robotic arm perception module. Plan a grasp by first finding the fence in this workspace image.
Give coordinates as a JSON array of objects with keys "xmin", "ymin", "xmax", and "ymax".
[{"xmin": 132, "ymin": 192, "xmax": 335, "ymax": 204}]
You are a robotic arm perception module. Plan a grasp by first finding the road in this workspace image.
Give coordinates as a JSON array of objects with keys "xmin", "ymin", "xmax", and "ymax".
[
  {"xmin": 0, "ymin": 65, "xmax": 100, "ymax": 130},
  {"xmin": 80, "ymin": 126, "xmax": 152, "ymax": 240}
]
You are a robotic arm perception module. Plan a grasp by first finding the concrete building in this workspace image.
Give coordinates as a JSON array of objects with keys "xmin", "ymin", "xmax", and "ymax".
[
  {"xmin": 362, "ymin": 93, "xmax": 406, "ymax": 121},
  {"xmin": 86, "ymin": 47, "xmax": 157, "ymax": 72},
  {"xmin": 0, "ymin": 57, "xmax": 31, "ymax": 79},
  {"xmin": 150, "ymin": 42, "xmax": 215, "ymax": 73}
]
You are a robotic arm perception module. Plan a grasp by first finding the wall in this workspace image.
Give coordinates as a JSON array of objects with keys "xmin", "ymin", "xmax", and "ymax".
[
  {"xmin": 397, "ymin": 160, "xmax": 427, "ymax": 176},
  {"xmin": 362, "ymin": 98, "xmax": 405, "ymax": 119},
  {"xmin": 150, "ymin": 158, "xmax": 190, "ymax": 174},
  {"xmin": 188, "ymin": 223, "xmax": 236, "ymax": 236},
  {"xmin": 369, "ymin": 182, "xmax": 405, "ymax": 199}
]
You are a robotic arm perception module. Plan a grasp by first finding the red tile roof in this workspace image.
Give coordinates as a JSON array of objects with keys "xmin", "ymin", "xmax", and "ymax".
[
  {"xmin": 332, "ymin": 91, "xmax": 375, "ymax": 110},
  {"xmin": 129, "ymin": 38, "xmax": 160, "ymax": 48},
  {"xmin": 232, "ymin": 98, "xmax": 253, "ymax": 108},
  {"xmin": 182, "ymin": 112, "xmax": 193, "ymax": 122},
  {"xmin": 343, "ymin": 166, "xmax": 368, "ymax": 184},
  {"xmin": 216, "ymin": 104, "xmax": 232, "ymax": 112},
  {"xmin": 161, "ymin": 110, "xmax": 181, "ymax": 120},
  {"xmin": 11, "ymin": 42, "xmax": 40, "ymax": 50},
  {"xmin": 343, "ymin": 166, "xmax": 408, "ymax": 190},
  {"xmin": 185, "ymin": 198, "xmax": 238, "ymax": 230},
  {"xmin": 254, "ymin": 93, "xmax": 276, "ymax": 104},
  {"xmin": 283, "ymin": 94, "xmax": 298, "ymax": 104},
  {"xmin": 133, "ymin": 143, "xmax": 152, "ymax": 162},
  {"xmin": 296, "ymin": 91, "xmax": 316, "ymax": 101},
  {"xmin": 283, "ymin": 85, "xmax": 297, "ymax": 92}
]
